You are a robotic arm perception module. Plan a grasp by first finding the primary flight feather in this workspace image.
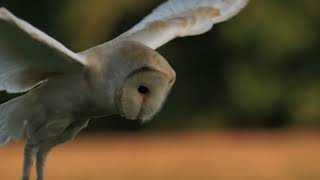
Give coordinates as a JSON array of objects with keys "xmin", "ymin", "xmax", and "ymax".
[
  {"xmin": 0, "ymin": 1, "xmax": 249, "ymax": 180},
  {"xmin": 111, "ymin": 0, "xmax": 249, "ymax": 49}
]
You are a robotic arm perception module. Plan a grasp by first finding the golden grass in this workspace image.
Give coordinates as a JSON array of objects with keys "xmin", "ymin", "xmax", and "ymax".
[{"xmin": 1, "ymin": 131, "xmax": 320, "ymax": 180}]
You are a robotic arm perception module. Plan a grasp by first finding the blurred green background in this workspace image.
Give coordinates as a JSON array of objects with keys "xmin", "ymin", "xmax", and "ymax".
[{"xmin": 0, "ymin": 0, "xmax": 319, "ymax": 131}]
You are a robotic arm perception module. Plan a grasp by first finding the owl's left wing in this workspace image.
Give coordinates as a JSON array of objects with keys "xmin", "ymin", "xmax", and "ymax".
[
  {"xmin": 110, "ymin": 0, "xmax": 249, "ymax": 49},
  {"xmin": 0, "ymin": 8, "xmax": 87, "ymax": 93}
]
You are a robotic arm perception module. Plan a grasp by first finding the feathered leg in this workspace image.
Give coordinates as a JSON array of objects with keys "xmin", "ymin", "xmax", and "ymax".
[
  {"xmin": 35, "ymin": 119, "xmax": 90, "ymax": 180},
  {"xmin": 36, "ymin": 146, "xmax": 51, "ymax": 180},
  {"xmin": 22, "ymin": 143, "xmax": 38, "ymax": 180}
]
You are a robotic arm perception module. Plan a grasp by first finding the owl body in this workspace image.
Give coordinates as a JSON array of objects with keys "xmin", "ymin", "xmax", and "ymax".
[
  {"xmin": 15, "ymin": 41, "xmax": 173, "ymax": 145},
  {"xmin": 13, "ymin": 72, "xmax": 89, "ymax": 144}
]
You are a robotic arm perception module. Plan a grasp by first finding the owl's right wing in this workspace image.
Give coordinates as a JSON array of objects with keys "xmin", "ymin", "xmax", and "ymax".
[
  {"xmin": 109, "ymin": 0, "xmax": 249, "ymax": 50},
  {"xmin": 0, "ymin": 8, "xmax": 87, "ymax": 93}
]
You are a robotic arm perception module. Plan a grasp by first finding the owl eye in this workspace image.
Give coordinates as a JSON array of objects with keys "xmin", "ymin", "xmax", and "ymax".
[{"xmin": 138, "ymin": 85, "xmax": 149, "ymax": 94}]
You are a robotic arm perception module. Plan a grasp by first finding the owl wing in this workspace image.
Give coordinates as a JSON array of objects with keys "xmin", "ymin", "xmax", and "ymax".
[
  {"xmin": 0, "ymin": 7, "xmax": 87, "ymax": 93},
  {"xmin": 110, "ymin": 0, "xmax": 249, "ymax": 49}
]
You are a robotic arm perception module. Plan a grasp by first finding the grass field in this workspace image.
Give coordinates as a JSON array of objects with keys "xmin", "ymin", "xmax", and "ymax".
[{"xmin": 1, "ymin": 131, "xmax": 320, "ymax": 180}]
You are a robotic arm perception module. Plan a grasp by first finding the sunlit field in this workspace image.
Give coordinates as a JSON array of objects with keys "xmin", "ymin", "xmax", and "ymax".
[{"xmin": 1, "ymin": 131, "xmax": 320, "ymax": 180}]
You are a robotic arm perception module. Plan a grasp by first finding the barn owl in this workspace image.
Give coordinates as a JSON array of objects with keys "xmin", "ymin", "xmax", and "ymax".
[{"xmin": 0, "ymin": 0, "xmax": 249, "ymax": 180}]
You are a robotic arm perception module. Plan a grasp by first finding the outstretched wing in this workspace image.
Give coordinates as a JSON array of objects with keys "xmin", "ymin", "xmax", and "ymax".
[
  {"xmin": 111, "ymin": 0, "xmax": 249, "ymax": 49},
  {"xmin": 0, "ymin": 7, "xmax": 87, "ymax": 93}
]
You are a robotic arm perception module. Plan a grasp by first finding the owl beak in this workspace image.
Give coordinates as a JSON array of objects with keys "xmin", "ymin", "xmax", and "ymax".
[
  {"xmin": 137, "ymin": 119, "xmax": 144, "ymax": 125},
  {"xmin": 169, "ymin": 77, "xmax": 176, "ymax": 86},
  {"xmin": 136, "ymin": 105, "xmax": 144, "ymax": 121}
]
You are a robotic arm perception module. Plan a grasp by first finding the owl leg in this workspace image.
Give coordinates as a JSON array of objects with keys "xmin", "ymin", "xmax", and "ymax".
[
  {"xmin": 36, "ymin": 146, "xmax": 51, "ymax": 180},
  {"xmin": 66, "ymin": 119, "xmax": 90, "ymax": 141},
  {"xmin": 22, "ymin": 143, "xmax": 38, "ymax": 180},
  {"xmin": 35, "ymin": 119, "xmax": 90, "ymax": 180},
  {"xmin": 56, "ymin": 118, "xmax": 90, "ymax": 142}
]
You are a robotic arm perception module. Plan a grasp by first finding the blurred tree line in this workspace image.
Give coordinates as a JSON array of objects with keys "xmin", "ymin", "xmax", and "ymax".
[{"xmin": 0, "ymin": 0, "xmax": 319, "ymax": 131}]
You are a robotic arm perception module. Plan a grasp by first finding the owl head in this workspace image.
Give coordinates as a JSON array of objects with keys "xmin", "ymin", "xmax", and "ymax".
[
  {"xmin": 88, "ymin": 41, "xmax": 176, "ymax": 122},
  {"xmin": 112, "ymin": 41, "xmax": 176, "ymax": 122}
]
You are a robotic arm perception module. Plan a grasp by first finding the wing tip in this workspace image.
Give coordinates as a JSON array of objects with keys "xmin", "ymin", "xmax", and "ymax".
[
  {"xmin": 214, "ymin": 0, "xmax": 250, "ymax": 23},
  {"xmin": 230, "ymin": 0, "xmax": 250, "ymax": 14},
  {"xmin": 0, "ymin": 7, "xmax": 12, "ymax": 20},
  {"xmin": 238, "ymin": 0, "xmax": 251, "ymax": 10},
  {"xmin": 0, "ymin": 7, "xmax": 9, "ymax": 13}
]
